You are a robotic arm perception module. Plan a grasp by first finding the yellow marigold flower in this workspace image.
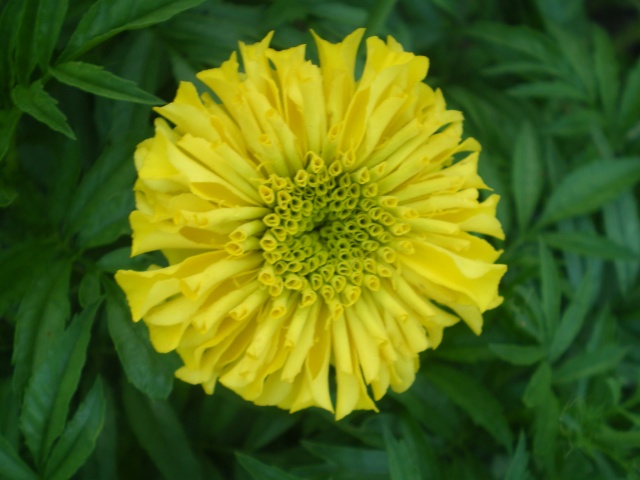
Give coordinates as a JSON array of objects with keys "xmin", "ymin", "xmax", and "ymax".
[{"xmin": 115, "ymin": 29, "xmax": 507, "ymax": 420}]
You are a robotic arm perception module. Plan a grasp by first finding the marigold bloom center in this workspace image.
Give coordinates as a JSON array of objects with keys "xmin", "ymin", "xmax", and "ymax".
[{"xmin": 245, "ymin": 152, "xmax": 402, "ymax": 314}]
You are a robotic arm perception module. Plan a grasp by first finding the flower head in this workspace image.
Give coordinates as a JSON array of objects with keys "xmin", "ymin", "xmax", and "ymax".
[{"xmin": 115, "ymin": 29, "xmax": 507, "ymax": 419}]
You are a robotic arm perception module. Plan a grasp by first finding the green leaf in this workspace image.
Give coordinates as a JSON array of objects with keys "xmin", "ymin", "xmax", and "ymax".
[
  {"xmin": 549, "ymin": 265, "xmax": 599, "ymax": 362},
  {"xmin": 19, "ymin": 301, "xmax": 99, "ymax": 466},
  {"xmin": 522, "ymin": 363, "xmax": 558, "ymax": 471},
  {"xmin": 539, "ymin": 158, "xmax": 640, "ymax": 226},
  {"xmin": 50, "ymin": 61, "xmax": 162, "ymax": 104},
  {"xmin": 10, "ymin": 82, "xmax": 75, "ymax": 139},
  {"xmin": 0, "ymin": 0, "xmax": 23, "ymax": 92},
  {"xmin": 546, "ymin": 23, "xmax": 596, "ymax": 102},
  {"xmin": 593, "ymin": 26, "xmax": 618, "ymax": 116},
  {"xmin": 122, "ymin": 383, "xmax": 203, "ymax": 480},
  {"xmin": 522, "ymin": 363, "xmax": 550, "ymax": 408},
  {"xmin": 388, "ymin": 374, "xmax": 460, "ymax": 441},
  {"xmin": 512, "ymin": 122, "xmax": 543, "ymax": 229},
  {"xmin": 619, "ymin": 57, "xmax": 640, "ymax": 131},
  {"xmin": 467, "ymin": 23, "xmax": 557, "ymax": 63},
  {"xmin": 60, "ymin": 0, "xmax": 208, "ymax": 61},
  {"xmin": 12, "ymin": 260, "xmax": 72, "ymax": 397},
  {"xmin": 546, "ymin": 107, "xmax": 599, "ymax": 137},
  {"xmin": 542, "ymin": 231, "xmax": 639, "ymax": 260},
  {"xmin": 33, "ymin": 0, "xmax": 69, "ymax": 69},
  {"xmin": 65, "ymin": 139, "xmax": 136, "ymax": 248},
  {"xmin": 78, "ymin": 273, "xmax": 102, "ymax": 308},
  {"xmin": 508, "ymin": 81, "xmax": 588, "ymax": 102},
  {"xmin": 426, "ymin": 364, "xmax": 512, "ymax": 449},
  {"xmin": 603, "ymin": 192, "xmax": 640, "ymax": 294},
  {"xmin": 397, "ymin": 415, "xmax": 441, "ymax": 479},
  {"xmin": 97, "ymin": 29, "xmax": 162, "ymax": 143},
  {"xmin": 237, "ymin": 453, "xmax": 302, "ymax": 480},
  {"xmin": 303, "ymin": 441, "xmax": 389, "ymax": 474},
  {"xmin": 489, "ymin": 344, "xmax": 546, "ymax": 366},
  {"xmin": 483, "ymin": 61, "xmax": 562, "ymax": 78},
  {"xmin": 242, "ymin": 412, "xmax": 299, "ymax": 451},
  {"xmin": 43, "ymin": 378, "xmax": 106, "ymax": 480},
  {"xmin": 73, "ymin": 382, "xmax": 118, "ymax": 480},
  {"xmin": 12, "ymin": 0, "xmax": 39, "ymax": 82},
  {"xmin": 104, "ymin": 279, "xmax": 177, "ymax": 399},
  {"xmin": 553, "ymin": 346, "xmax": 627, "ymax": 384},
  {"xmin": 383, "ymin": 422, "xmax": 421, "ymax": 480},
  {"xmin": 504, "ymin": 432, "xmax": 530, "ymax": 480},
  {"xmin": 364, "ymin": 0, "xmax": 399, "ymax": 36},
  {"xmin": 0, "ymin": 432, "xmax": 37, "ymax": 480},
  {"xmin": 596, "ymin": 426, "xmax": 640, "ymax": 449},
  {"xmin": 539, "ymin": 240, "xmax": 561, "ymax": 341},
  {"xmin": 0, "ymin": 108, "xmax": 20, "ymax": 162}
]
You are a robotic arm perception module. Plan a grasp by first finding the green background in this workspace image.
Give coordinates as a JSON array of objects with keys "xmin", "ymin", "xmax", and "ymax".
[{"xmin": 1, "ymin": 0, "xmax": 639, "ymax": 478}]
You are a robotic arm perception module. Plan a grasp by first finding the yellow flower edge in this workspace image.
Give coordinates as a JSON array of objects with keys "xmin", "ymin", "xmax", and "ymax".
[{"xmin": 115, "ymin": 29, "xmax": 507, "ymax": 420}]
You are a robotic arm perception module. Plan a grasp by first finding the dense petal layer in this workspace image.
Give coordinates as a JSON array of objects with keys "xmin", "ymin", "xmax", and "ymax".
[{"xmin": 116, "ymin": 30, "xmax": 507, "ymax": 419}]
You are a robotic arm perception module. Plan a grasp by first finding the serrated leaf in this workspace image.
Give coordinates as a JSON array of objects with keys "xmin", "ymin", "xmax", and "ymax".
[
  {"xmin": 122, "ymin": 383, "xmax": 203, "ymax": 480},
  {"xmin": 549, "ymin": 265, "xmax": 599, "ymax": 362},
  {"xmin": 489, "ymin": 344, "xmax": 546, "ymax": 366},
  {"xmin": 546, "ymin": 107, "xmax": 600, "ymax": 137},
  {"xmin": 483, "ymin": 61, "xmax": 562, "ymax": 78},
  {"xmin": 12, "ymin": 260, "xmax": 72, "ymax": 397},
  {"xmin": 34, "ymin": 0, "xmax": 69, "ymax": 69},
  {"xmin": 65, "ymin": 139, "xmax": 136, "ymax": 248},
  {"xmin": 539, "ymin": 158, "xmax": 640, "ymax": 226},
  {"xmin": 0, "ymin": 432, "xmax": 37, "ymax": 480},
  {"xmin": 505, "ymin": 432, "xmax": 530, "ymax": 480},
  {"xmin": 237, "ymin": 454, "xmax": 302, "ymax": 480},
  {"xmin": 426, "ymin": 364, "xmax": 512, "ymax": 449},
  {"xmin": 522, "ymin": 363, "xmax": 558, "ymax": 471},
  {"xmin": 78, "ymin": 273, "xmax": 102, "ymax": 308},
  {"xmin": 397, "ymin": 416, "xmax": 441, "ymax": 479},
  {"xmin": 508, "ymin": 286, "xmax": 544, "ymax": 342},
  {"xmin": 362, "ymin": 0, "xmax": 395, "ymax": 35},
  {"xmin": 512, "ymin": 122, "xmax": 543, "ymax": 229},
  {"xmin": 20, "ymin": 301, "xmax": 99, "ymax": 466},
  {"xmin": 0, "ymin": 0, "xmax": 23, "ymax": 92},
  {"xmin": 539, "ymin": 240, "xmax": 560, "ymax": 341},
  {"xmin": 619, "ymin": 57, "xmax": 640, "ymax": 131},
  {"xmin": 43, "ymin": 378, "xmax": 106, "ymax": 480},
  {"xmin": 603, "ymin": 192, "xmax": 640, "ymax": 294},
  {"xmin": 508, "ymin": 81, "xmax": 587, "ymax": 102},
  {"xmin": 522, "ymin": 362, "xmax": 552, "ymax": 409},
  {"xmin": 73, "ymin": 382, "xmax": 118, "ymax": 480},
  {"xmin": 98, "ymin": 29, "xmax": 161, "ymax": 143},
  {"xmin": 10, "ymin": 82, "xmax": 75, "ymax": 139},
  {"xmin": 553, "ymin": 346, "xmax": 627, "ymax": 384},
  {"xmin": 596, "ymin": 426, "xmax": 640, "ymax": 449},
  {"xmin": 542, "ymin": 231, "xmax": 639, "ymax": 260},
  {"xmin": 60, "ymin": 0, "xmax": 208, "ymax": 61},
  {"xmin": 383, "ymin": 422, "xmax": 420, "ymax": 480},
  {"xmin": 0, "ymin": 108, "xmax": 20, "ymax": 162},
  {"xmin": 546, "ymin": 23, "xmax": 596, "ymax": 102},
  {"xmin": 50, "ymin": 61, "xmax": 162, "ymax": 104},
  {"xmin": 303, "ymin": 441, "xmax": 389, "ymax": 474},
  {"xmin": 388, "ymin": 374, "xmax": 460, "ymax": 441},
  {"xmin": 243, "ymin": 412, "xmax": 299, "ymax": 451},
  {"xmin": 104, "ymin": 279, "xmax": 177, "ymax": 399},
  {"xmin": 0, "ymin": 241, "xmax": 56, "ymax": 319},
  {"xmin": 467, "ymin": 23, "xmax": 557, "ymax": 63},
  {"xmin": 12, "ymin": 0, "xmax": 39, "ymax": 82},
  {"xmin": 593, "ymin": 27, "xmax": 618, "ymax": 116}
]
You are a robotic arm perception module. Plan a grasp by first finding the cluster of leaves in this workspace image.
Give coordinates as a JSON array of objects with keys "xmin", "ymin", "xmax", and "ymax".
[{"xmin": 1, "ymin": 0, "xmax": 639, "ymax": 479}]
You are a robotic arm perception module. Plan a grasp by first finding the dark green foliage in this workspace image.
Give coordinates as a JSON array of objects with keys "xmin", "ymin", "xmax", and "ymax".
[{"xmin": 0, "ymin": 1, "xmax": 639, "ymax": 479}]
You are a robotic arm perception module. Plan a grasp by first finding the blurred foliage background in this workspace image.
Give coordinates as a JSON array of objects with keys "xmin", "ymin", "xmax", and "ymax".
[{"xmin": 1, "ymin": 0, "xmax": 640, "ymax": 479}]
